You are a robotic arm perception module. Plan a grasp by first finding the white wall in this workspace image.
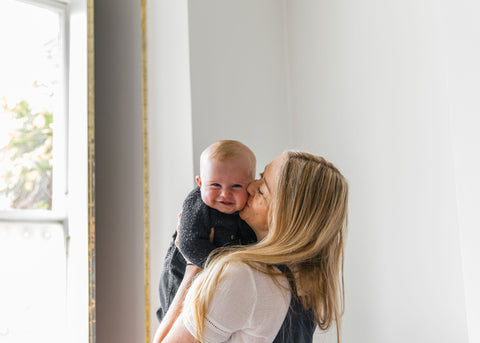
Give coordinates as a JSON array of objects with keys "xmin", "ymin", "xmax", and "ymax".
[
  {"xmin": 188, "ymin": 0, "xmax": 292, "ymax": 175},
  {"xmin": 286, "ymin": 1, "xmax": 469, "ymax": 342},
  {"xmin": 147, "ymin": 0, "xmax": 194, "ymax": 339},
  {"xmin": 187, "ymin": 1, "xmax": 476, "ymax": 342},
  {"xmin": 440, "ymin": 0, "xmax": 480, "ymax": 341}
]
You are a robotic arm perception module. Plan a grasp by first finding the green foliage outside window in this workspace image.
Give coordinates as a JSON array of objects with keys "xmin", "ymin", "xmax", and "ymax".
[{"xmin": 0, "ymin": 100, "xmax": 53, "ymax": 210}]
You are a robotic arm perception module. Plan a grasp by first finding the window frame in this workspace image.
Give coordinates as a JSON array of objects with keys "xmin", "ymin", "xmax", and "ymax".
[
  {"xmin": 0, "ymin": 0, "xmax": 69, "ymax": 223},
  {"xmin": 0, "ymin": 1, "xmax": 92, "ymax": 342}
]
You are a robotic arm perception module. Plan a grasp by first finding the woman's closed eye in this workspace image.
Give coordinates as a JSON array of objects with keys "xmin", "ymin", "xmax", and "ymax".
[{"xmin": 256, "ymin": 180, "xmax": 264, "ymax": 195}]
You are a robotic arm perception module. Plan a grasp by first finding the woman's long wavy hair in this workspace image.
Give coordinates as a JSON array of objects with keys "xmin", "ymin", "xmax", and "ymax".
[{"xmin": 188, "ymin": 151, "xmax": 349, "ymax": 342}]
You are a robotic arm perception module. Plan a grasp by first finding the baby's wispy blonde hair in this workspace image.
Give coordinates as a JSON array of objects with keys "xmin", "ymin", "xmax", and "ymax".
[{"xmin": 199, "ymin": 140, "xmax": 256, "ymax": 179}]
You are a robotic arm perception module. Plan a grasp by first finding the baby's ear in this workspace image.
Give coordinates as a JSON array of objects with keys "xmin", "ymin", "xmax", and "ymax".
[{"xmin": 195, "ymin": 175, "xmax": 202, "ymax": 187}]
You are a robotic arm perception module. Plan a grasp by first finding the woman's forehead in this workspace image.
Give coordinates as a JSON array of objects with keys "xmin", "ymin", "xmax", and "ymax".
[{"xmin": 263, "ymin": 154, "xmax": 284, "ymax": 189}]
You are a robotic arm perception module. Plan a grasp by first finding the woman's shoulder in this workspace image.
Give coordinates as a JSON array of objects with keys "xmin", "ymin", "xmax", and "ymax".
[
  {"xmin": 219, "ymin": 261, "xmax": 255, "ymax": 284},
  {"xmin": 221, "ymin": 262, "xmax": 290, "ymax": 299},
  {"xmin": 217, "ymin": 262, "xmax": 291, "ymax": 341}
]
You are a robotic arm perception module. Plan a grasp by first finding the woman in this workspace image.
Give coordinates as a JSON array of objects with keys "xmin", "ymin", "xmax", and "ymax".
[{"xmin": 162, "ymin": 151, "xmax": 349, "ymax": 342}]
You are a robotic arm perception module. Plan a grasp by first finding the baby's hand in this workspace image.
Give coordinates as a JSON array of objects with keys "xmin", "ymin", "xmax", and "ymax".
[
  {"xmin": 176, "ymin": 212, "xmax": 182, "ymax": 231},
  {"xmin": 174, "ymin": 212, "xmax": 182, "ymax": 247},
  {"xmin": 209, "ymin": 227, "xmax": 215, "ymax": 243}
]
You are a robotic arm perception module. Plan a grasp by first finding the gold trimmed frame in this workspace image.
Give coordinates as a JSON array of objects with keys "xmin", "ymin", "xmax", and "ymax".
[
  {"xmin": 87, "ymin": 0, "xmax": 96, "ymax": 342},
  {"xmin": 140, "ymin": 0, "xmax": 150, "ymax": 342}
]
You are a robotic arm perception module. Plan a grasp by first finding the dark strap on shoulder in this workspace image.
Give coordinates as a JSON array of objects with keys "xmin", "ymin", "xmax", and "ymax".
[{"xmin": 273, "ymin": 265, "xmax": 316, "ymax": 343}]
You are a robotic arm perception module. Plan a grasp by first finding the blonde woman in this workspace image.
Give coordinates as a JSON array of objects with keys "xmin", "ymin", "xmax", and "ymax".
[{"xmin": 162, "ymin": 151, "xmax": 348, "ymax": 343}]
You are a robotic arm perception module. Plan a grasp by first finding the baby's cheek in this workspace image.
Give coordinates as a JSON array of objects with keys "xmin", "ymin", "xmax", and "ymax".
[
  {"xmin": 236, "ymin": 190, "xmax": 249, "ymax": 209},
  {"xmin": 200, "ymin": 188, "xmax": 216, "ymax": 208}
]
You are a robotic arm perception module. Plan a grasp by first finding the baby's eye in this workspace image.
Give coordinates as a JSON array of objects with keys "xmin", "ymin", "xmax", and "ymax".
[
  {"xmin": 211, "ymin": 183, "xmax": 221, "ymax": 188},
  {"xmin": 232, "ymin": 184, "xmax": 243, "ymax": 189}
]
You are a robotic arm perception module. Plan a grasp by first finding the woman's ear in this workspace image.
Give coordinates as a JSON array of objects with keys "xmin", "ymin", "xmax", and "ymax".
[{"xmin": 195, "ymin": 175, "xmax": 202, "ymax": 187}]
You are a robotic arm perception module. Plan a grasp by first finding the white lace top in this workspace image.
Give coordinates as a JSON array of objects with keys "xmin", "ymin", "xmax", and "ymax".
[{"xmin": 182, "ymin": 262, "xmax": 291, "ymax": 342}]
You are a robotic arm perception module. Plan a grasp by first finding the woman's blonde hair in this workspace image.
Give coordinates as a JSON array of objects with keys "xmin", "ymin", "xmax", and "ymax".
[{"xmin": 189, "ymin": 151, "xmax": 349, "ymax": 342}]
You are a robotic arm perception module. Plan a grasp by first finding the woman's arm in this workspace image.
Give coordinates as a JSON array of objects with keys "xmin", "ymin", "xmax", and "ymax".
[
  {"xmin": 153, "ymin": 264, "xmax": 201, "ymax": 343},
  {"xmin": 162, "ymin": 315, "xmax": 197, "ymax": 343}
]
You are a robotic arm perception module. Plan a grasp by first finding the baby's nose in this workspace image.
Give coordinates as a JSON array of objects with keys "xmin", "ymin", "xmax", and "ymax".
[{"xmin": 221, "ymin": 188, "xmax": 233, "ymax": 198}]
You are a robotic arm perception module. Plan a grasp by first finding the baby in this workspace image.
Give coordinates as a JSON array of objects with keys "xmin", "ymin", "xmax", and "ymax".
[{"xmin": 157, "ymin": 140, "xmax": 257, "ymax": 321}]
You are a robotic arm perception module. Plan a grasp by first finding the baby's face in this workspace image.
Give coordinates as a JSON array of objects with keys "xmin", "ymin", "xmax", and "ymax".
[{"xmin": 197, "ymin": 157, "xmax": 253, "ymax": 214}]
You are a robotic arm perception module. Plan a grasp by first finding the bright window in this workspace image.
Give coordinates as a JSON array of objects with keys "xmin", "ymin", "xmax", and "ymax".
[{"xmin": 0, "ymin": 0, "xmax": 68, "ymax": 342}]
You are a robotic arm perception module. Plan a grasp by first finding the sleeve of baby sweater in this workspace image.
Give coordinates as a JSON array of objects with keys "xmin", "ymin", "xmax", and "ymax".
[{"xmin": 177, "ymin": 188, "xmax": 218, "ymax": 268}]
